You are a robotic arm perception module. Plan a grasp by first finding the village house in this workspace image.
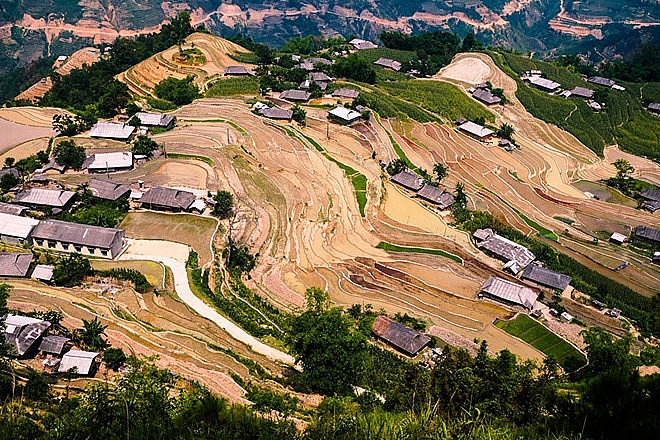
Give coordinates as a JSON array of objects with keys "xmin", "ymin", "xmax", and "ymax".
[
  {"xmin": 308, "ymin": 72, "xmax": 332, "ymax": 83},
  {"xmin": 89, "ymin": 122, "xmax": 135, "ymax": 141},
  {"xmin": 82, "ymin": 151, "xmax": 134, "ymax": 173},
  {"xmin": 279, "ymin": 89, "xmax": 311, "ymax": 102},
  {"xmin": 473, "ymin": 228, "xmax": 535, "ymax": 273},
  {"xmin": 328, "ymin": 106, "xmax": 362, "ymax": 125},
  {"xmin": 472, "ymin": 88, "xmax": 501, "ymax": 105},
  {"xmin": 0, "ymin": 167, "xmax": 19, "ymax": 181},
  {"xmin": 525, "ymin": 76, "xmax": 561, "ymax": 93},
  {"xmin": 479, "ymin": 276, "xmax": 538, "ymax": 310},
  {"xmin": 58, "ymin": 350, "xmax": 100, "ymax": 376},
  {"xmin": 458, "ymin": 121, "xmax": 494, "ymax": 141},
  {"xmin": 610, "ymin": 232, "xmax": 627, "ymax": 245},
  {"xmin": 3, "ymin": 314, "xmax": 51, "ymax": 358},
  {"xmin": 31, "ymin": 219, "xmax": 126, "ymax": 259},
  {"xmin": 634, "ymin": 225, "xmax": 660, "ymax": 244},
  {"xmin": 39, "ymin": 335, "xmax": 72, "ymax": 356},
  {"xmin": 331, "ymin": 88, "xmax": 360, "ymax": 99},
  {"xmin": 349, "ymin": 38, "xmax": 377, "ymax": 50},
  {"xmin": 373, "ymin": 58, "xmax": 402, "ymax": 71},
  {"xmin": 31, "ymin": 264, "xmax": 54, "ymax": 283},
  {"xmin": 416, "ymin": 185, "xmax": 455, "ymax": 210},
  {"xmin": 259, "ymin": 107, "xmax": 293, "ymax": 121},
  {"xmin": 647, "ymin": 103, "xmax": 660, "ymax": 114},
  {"xmin": 568, "ymin": 86, "xmax": 594, "ymax": 99},
  {"xmin": 0, "ymin": 201, "xmax": 27, "ymax": 216},
  {"xmin": 223, "ymin": 65, "xmax": 256, "ymax": 76},
  {"xmin": 139, "ymin": 186, "xmax": 196, "ymax": 212},
  {"xmin": 0, "ymin": 212, "xmax": 40, "ymax": 245},
  {"xmin": 390, "ymin": 171, "xmax": 424, "ymax": 192},
  {"xmin": 133, "ymin": 111, "xmax": 176, "ymax": 129},
  {"xmin": 639, "ymin": 188, "xmax": 660, "ymax": 212},
  {"xmin": 299, "ymin": 79, "xmax": 328, "ymax": 91},
  {"xmin": 13, "ymin": 188, "xmax": 76, "ymax": 213},
  {"xmin": 87, "ymin": 178, "xmax": 131, "ymax": 201},
  {"xmin": 372, "ymin": 315, "xmax": 431, "ymax": 357},
  {"xmin": 587, "ymin": 76, "xmax": 615, "ymax": 88},
  {"xmin": 0, "ymin": 252, "xmax": 33, "ymax": 278},
  {"xmin": 521, "ymin": 264, "xmax": 572, "ymax": 292}
]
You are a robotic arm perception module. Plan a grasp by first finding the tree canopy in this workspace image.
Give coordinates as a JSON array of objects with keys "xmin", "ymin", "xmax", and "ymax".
[
  {"xmin": 154, "ymin": 75, "xmax": 200, "ymax": 106},
  {"xmin": 53, "ymin": 139, "xmax": 86, "ymax": 170},
  {"xmin": 212, "ymin": 190, "xmax": 234, "ymax": 219}
]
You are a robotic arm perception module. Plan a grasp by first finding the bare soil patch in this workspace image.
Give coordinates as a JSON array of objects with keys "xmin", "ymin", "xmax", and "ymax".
[{"xmin": 0, "ymin": 117, "xmax": 55, "ymax": 154}]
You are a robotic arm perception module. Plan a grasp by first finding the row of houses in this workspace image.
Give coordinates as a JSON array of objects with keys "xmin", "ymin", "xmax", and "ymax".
[
  {"xmin": 3, "ymin": 314, "xmax": 99, "ymax": 375},
  {"xmin": 89, "ymin": 111, "xmax": 176, "ymax": 141},
  {"xmin": 390, "ymin": 170, "xmax": 456, "ymax": 210}
]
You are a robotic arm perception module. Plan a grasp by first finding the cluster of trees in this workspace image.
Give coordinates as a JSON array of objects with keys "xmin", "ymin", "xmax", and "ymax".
[
  {"xmin": 53, "ymin": 139, "xmax": 86, "ymax": 170},
  {"xmin": 52, "ymin": 113, "xmax": 96, "ymax": 137},
  {"xmin": 153, "ymin": 75, "xmax": 200, "ymax": 106},
  {"xmin": 57, "ymin": 185, "xmax": 129, "ymax": 228},
  {"xmin": 40, "ymin": 12, "xmax": 196, "ymax": 118},
  {"xmin": 131, "ymin": 135, "xmax": 161, "ymax": 156},
  {"xmin": 380, "ymin": 30, "xmax": 463, "ymax": 75}
]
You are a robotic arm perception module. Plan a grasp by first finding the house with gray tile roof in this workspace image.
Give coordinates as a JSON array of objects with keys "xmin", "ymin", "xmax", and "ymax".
[
  {"xmin": 31, "ymin": 220, "xmax": 125, "ymax": 259},
  {"xmin": 140, "ymin": 186, "xmax": 196, "ymax": 212},
  {"xmin": 13, "ymin": 188, "xmax": 76, "ymax": 212},
  {"xmin": 0, "ymin": 252, "xmax": 33, "ymax": 277},
  {"xmin": 87, "ymin": 178, "xmax": 131, "ymax": 201}
]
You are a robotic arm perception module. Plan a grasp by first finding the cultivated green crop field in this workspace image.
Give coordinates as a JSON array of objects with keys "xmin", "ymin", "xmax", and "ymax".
[{"xmin": 496, "ymin": 314, "xmax": 586, "ymax": 371}]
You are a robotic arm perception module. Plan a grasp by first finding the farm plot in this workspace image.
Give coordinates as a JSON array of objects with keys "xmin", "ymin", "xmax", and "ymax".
[{"xmin": 496, "ymin": 315, "xmax": 586, "ymax": 371}]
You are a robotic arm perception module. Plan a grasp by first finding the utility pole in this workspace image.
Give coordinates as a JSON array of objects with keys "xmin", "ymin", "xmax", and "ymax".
[{"xmin": 227, "ymin": 127, "xmax": 230, "ymax": 145}]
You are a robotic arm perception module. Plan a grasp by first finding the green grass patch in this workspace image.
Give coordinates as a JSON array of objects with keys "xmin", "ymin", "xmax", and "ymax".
[
  {"xmin": 508, "ymin": 170, "xmax": 523, "ymax": 182},
  {"xmin": 554, "ymin": 216, "xmax": 575, "ymax": 225},
  {"xmin": 228, "ymin": 51, "xmax": 260, "ymax": 64},
  {"xmin": 357, "ymin": 86, "xmax": 438, "ymax": 123},
  {"xmin": 496, "ymin": 315, "xmax": 585, "ymax": 371},
  {"xmin": 380, "ymin": 80, "xmax": 496, "ymax": 123},
  {"xmin": 376, "ymin": 241, "xmax": 463, "ymax": 263},
  {"xmin": 205, "ymin": 76, "xmax": 259, "ymax": 97},
  {"xmin": 167, "ymin": 153, "xmax": 214, "ymax": 165},
  {"xmin": 357, "ymin": 48, "xmax": 419, "ymax": 64}
]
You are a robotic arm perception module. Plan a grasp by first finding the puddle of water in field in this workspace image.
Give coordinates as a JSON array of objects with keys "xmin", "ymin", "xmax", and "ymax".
[{"xmin": 572, "ymin": 180, "xmax": 638, "ymax": 208}]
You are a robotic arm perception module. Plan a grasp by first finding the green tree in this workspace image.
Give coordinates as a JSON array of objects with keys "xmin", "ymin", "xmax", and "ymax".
[
  {"xmin": 102, "ymin": 347, "xmax": 127, "ymax": 370},
  {"xmin": 212, "ymin": 190, "xmax": 234, "ymax": 219},
  {"xmin": 332, "ymin": 54, "xmax": 376, "ymax": 84},
  {"xmin": 386, "ymin": 158, "xmax": 407, "ymax": 176},
  {"xmin": 0, "ymin": 173, "xmax": 20, "ymax": 193},
  {"xmin": 285, "ymin": 287, "xmax": 368, "ymax": 395},
  {"xmin": 154, "ymin": 75, "xmax": 200, "ymax": 106},
  {"xmin": 612, "ymin": 158, "xmax": 635, "ymax": 194},
  {"xmin": 53, "ymin": 139, "xmax": 86, "ymax": 170},
  {"xmin": 454, "ymin": 182, "xmax": 467, "ymax": 208},
  {"xmin": 52, "ymin": 253, "xmax": 92, "ymax": 287},
  {"xmin": 52, "ymin": 113, "xmax": 95, "ymax": 136},
  {"xmin": 131, "ymin": 135, "xmax": 160, "ymax": 156},
  {"xmin": 3, "ymin": 157, "xmax": 15, "ymax": 168},
  {"xmin": 0, "ymin": 284, "xmax": 14, "ymax": 364},
  {"xmin": 497, "ymin": 123, "xmax": 515, "ymax": 141},
  {"xmin": 76, "ymin": 317, "xmax": 108, "ymax": 351},
  {"xmin": 433, "ymin": 162, "xmax": 448, "ymax": 184},
  {"xmin": 292, "ymin": 104, "xmax": 307, "ymax": 126}
]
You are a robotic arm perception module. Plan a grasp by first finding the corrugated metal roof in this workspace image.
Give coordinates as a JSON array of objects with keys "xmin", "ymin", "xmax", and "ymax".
[
  {"xmin": 569, "ymin": 86, "xmax": 594, "ymax": 99},
  {"xmin": 648, "ymin": 103, "xmax": 660, "ymax": 111},
  {"xmin": 88, "ymin": 178, "xmax": 131, "ymax": 201},
  {"xmin": 610, "ymin": 232, "xmax": 627, "ymax": 243},
  {"xmin": 390, "ymin": 171, "xmax": 423, "ymax": 191},
  {"xmin": 134, "ymin": 112, "xmax": 175, "ymax": 127},
  {"xmin": 0, "ymin": 202, "xmax": 27, "ymax": 216},
  {"xmin": 83, "ymin": 152, "xmax": 133, "ymax": 171},
  {"xmin": 0, "ymin": 168, "xmax": 19, "ymax": 179},
  {"xmin": 588, "ymin": 76, "xmax": 615, "ymax": 87},
  {"xmin": 350, "ymin": 39, "xmax": 377, "ymax": 50},
  {"xmin": 259, "ymin": 107, "xmax": 293, "ymax": 120},
  {"xmin": 374, "ymin": 58, "xmax": 401, "ymax": 71},
  {"xmin": 140, "ymin": 186, "xmax": 196, "ymax": 210},
  {"xmin": 0, "ymin": 212, "xmax": 40, "ymax": 238},
  {"xmin": 58, "ymin": 350, "xmax": 99, "ymax": 374},
  {"xmin": 89, "ymin": 122, "xmax": 135, "ymax": 140},
  {"xmin": 478, "ymin": 233, "xmax": 535, "ymax": 268},
  {"xmin": 279, "ymin": 90, "xmax": 311, "ymax": 102},
  {"xmin": 373, "ymin": 315, "xmax": 430, "ymax": 357},
  {"xmin": 0, "ymin": 252, "xmax": 32, "ymax": 277},
  {"xmin": 4, "ymin": 315, "xmax": 51, "ymax": 356},
  {"xmin": 39, "ymin": 335, "xmax": 70, "ymax": 354},
  {"xmin": 31, "ymin": 219, "xmax": 123, "ymax": 249},
  {"xmin": 328, "ymin": 106, "xmax": 361, "ymax": 122},
  {"xmin": 458, "ymin": 121, "xmax": 494, "ymax": 138},
  {"xmin": 308, "ymin": 72, "xmax": 332, "ymax": 82},
  {"xmin": 31, "ymin": 264, "xmax": 54, "ymax": 281},
  {"xmin": 640, "ymin": 188, "xmax": 660, "ymax": 202},
  {"xmin": 480, "ymin": 276, "xmax": 538, "ymax": 309},
  {"xmin": 521, "ymin": 265, "xmax": 571, "ymax": 290},
  {"xmin": 527, "ymin": 76, "xmax": 561, "ymax": 91},
  {"xmin": 472, "ymin": 88, "xmax": 501, "ymax": 105},
  {"xmin": 635, "ymin": 225, "xmax": 660, "ymax": 243},
  {"xmin": 473, "ymin": 228, "xmax": 494, "ymax": 242},
  {"xmin": 223, "ymin": 65, "xmax": 255, "ymax": 76},
  {"xmin": 417, "ymin": 185, "xmax": 455, "ymax": 209},
  {"xmin": 332, "ymin": 88, "xmax": 359, "ymax": 99},
  {"xmin": 14, "ymin": 188, "xmax": 76, "ymax": 208}
]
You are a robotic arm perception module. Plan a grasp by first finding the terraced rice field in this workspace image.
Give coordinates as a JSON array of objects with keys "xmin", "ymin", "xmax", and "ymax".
[{"xmin": 496, "ymin": 315, "xmax": 586, "ymax": 370}]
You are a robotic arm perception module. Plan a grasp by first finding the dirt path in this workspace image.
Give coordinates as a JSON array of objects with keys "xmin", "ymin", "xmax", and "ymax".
[{"xmin": 119, "ymin": 239, "xmax": 295, "ymax": 365}]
